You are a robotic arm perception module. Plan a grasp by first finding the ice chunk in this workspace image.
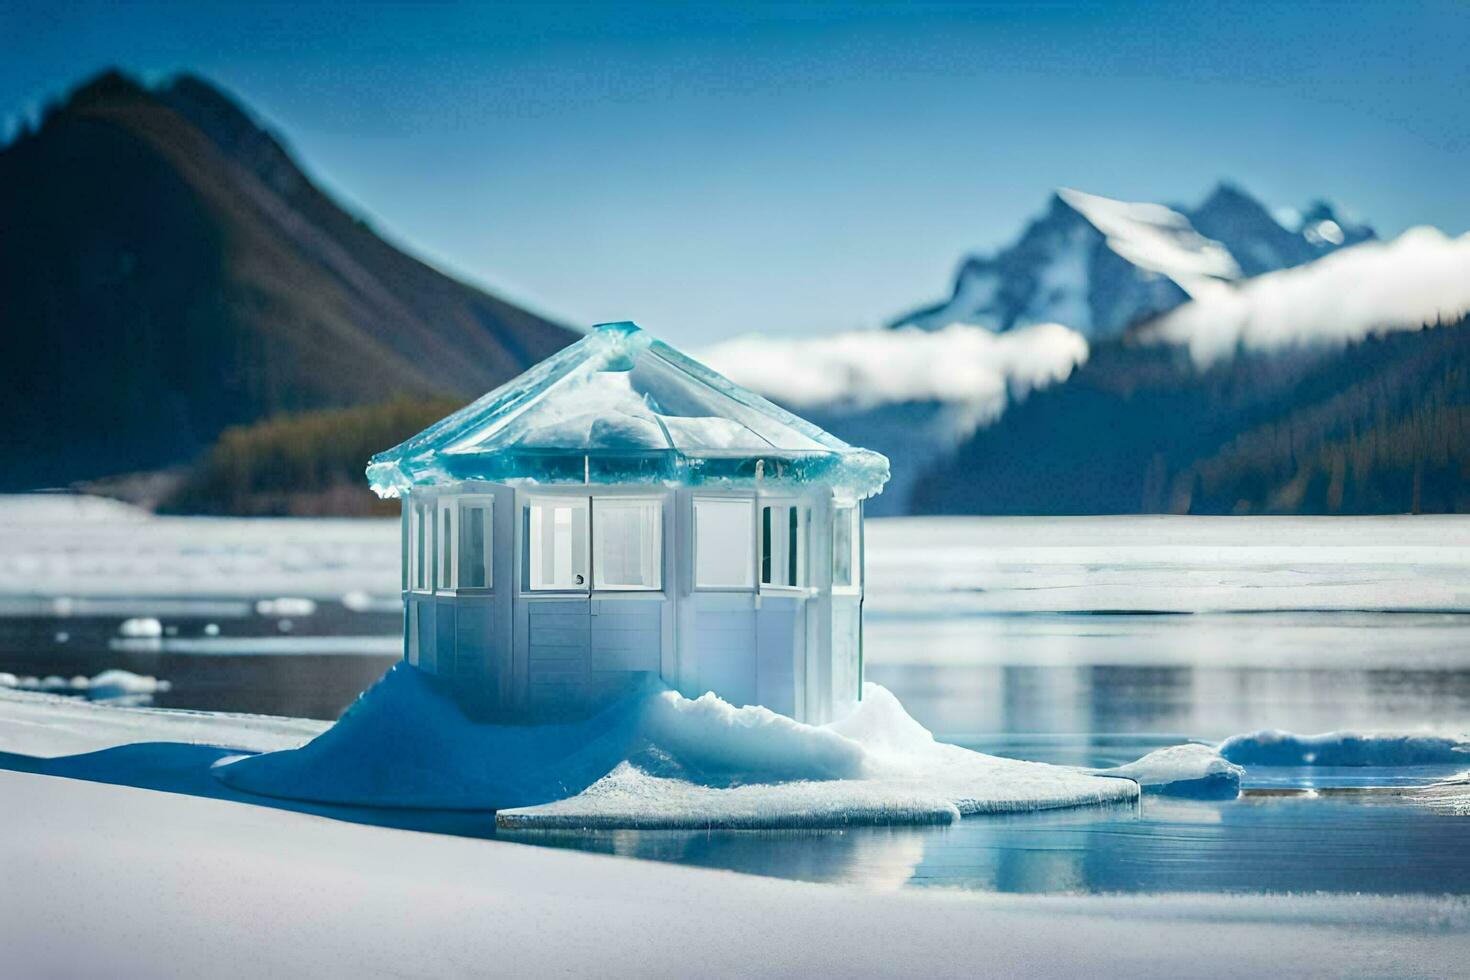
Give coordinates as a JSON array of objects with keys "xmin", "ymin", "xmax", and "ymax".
[
  {"xmin": 1096, "ymin": 743, "xmax": 1244, "ymax": 799},
  {"xmin": 366, "ymin": 321, "xmax": 890, "ymax": 500},
  {"xmin": 1219, "ymin": 729, "xmax": 1470, "ymax": 767}
]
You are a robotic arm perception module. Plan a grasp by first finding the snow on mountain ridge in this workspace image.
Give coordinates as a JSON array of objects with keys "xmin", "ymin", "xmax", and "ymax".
[
  {"xmin": 1056, "ymin": 187, "xmax": 1241, "ymax": 289},
  {"xmin": 893, "ymin": 184, "xmax": 1374, "ymax": 341}
]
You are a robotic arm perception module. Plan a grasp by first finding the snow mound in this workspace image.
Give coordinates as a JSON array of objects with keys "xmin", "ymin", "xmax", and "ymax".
[
  {"xmin": 216, "ymin": 666, "xmax": 1137, "ymax": 826},
  {"xmin": 216, "ymin": 664, "xmax": 648, "ymax": 809},
  {"xmin": 1096, "ymin": 743, "xmax": 1244, "ymax": 798},
  {"xmin": 1219, "ymin": 729, "xmax": 1470, "ymax": 767},
  {"xmin": 503, "ymin": 683, "xmax": 1137, "ymax": 828},
  {"xmin": 641, "ymin": 689, "xmax": 866, "ymax": 782}
]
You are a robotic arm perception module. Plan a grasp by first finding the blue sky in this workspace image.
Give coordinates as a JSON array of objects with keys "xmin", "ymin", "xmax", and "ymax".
[{"xmin": 3, "ymin": 1, "xmax": 1467, "ymax": 345}]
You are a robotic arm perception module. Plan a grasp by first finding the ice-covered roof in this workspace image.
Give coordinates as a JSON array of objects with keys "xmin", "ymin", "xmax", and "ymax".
[{"xmin": 366, "ymin": 321, "xmax": 890, "ymax": 499}]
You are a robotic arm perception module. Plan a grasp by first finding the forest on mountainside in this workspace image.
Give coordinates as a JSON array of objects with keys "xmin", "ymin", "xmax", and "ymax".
[{"xmin": 911, "ymin": 320, "xmax": 1470, "ymax": 515}]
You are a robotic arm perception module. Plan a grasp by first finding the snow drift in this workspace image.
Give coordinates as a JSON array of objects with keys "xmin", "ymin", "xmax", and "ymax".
[
  {"xmin": 216, "ymin": 665, "xmax": 1139, "ymax": 827},
  {"xmin": 1219, "ymin": 729, "xmax": 1470, "ymax": 767}
]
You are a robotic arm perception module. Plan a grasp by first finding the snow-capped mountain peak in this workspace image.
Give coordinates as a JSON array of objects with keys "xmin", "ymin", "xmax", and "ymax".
[{"xmin": 893, "ymin": 184, "xmax": 1375, "ymax": 341}]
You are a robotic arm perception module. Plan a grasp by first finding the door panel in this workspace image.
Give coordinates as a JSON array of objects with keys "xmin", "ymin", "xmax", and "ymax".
[
  {"xmin": 693, "ymin": 593, "xmax": 757, "ymax": 706},
  {"xmin": 757, "ymin": 594, "xmax": 805, "ymax": 718},
  {"xmin": 526, "ymin": 597, "xmax": 591, "ymax": 712}
]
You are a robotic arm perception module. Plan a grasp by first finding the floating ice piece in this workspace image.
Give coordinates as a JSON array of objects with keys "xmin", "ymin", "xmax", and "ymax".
[
  {"xmin": 1219, "ymin": 729, "xmax": 1470, "ymax": 767},
  {"xmin": 256, "ymin": 597, "xmax": 317, "ymax": 617},
  {"xmin": 117, "ymin": 616, "xmax": 162, "ymax": 638},
  {"xmin": 0, "ymin": 669, "xmax": 171, "ymax": 701},
  {"xmin": 365, "ymin": 321, "xmax": 890, "ymax": 500},
  {"xmin": 1095, "ymin": 743, "xmax": 1244, "ymax": 799},
  {"xmin": 86, "ymin": 669, "xmax": 172, "ymax": 700}
]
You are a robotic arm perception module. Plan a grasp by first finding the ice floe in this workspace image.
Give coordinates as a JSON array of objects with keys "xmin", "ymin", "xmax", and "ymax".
[
  {"xmin": 217, "ymin": 665, "xmax": 1138, "ymax": 826},
  {"xmin": 1095, "ymin": 743, "xmax": 1244, "ymax": 798},
  {"xmin": 1219, "ymin": 729, "xmax": 1470, "ymax": 767},
  {"xmin": 0, "ymin": 668, "xmax": 171, "ymax": 702}
]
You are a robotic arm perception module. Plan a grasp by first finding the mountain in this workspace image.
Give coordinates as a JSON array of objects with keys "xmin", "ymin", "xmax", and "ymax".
[
  {"xmin": 892, "ymin": 184, "xmax": 1374, "ymax": 340},
  {"xmin": 0, "ymin": 69, "xmax": 579, "ymax": 491}
]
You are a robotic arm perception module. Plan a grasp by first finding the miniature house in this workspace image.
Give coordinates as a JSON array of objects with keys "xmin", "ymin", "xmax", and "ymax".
[{"xmin": 366, "ymin": 321, "xmax": 889, "ymax": 724}]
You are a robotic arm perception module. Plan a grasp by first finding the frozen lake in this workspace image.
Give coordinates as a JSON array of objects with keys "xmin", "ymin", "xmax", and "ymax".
[{"xmin": 2, "ymin": 503, "xmax": 1468, "ymax": 895}]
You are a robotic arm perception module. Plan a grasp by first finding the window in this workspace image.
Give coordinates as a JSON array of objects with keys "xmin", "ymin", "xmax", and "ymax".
[
  {"xmin": 438, "ymin": 499, "xmax": 455, "ymax": 591},
  {"xmin": 761, "ymin": 503, "xmax": 806, "ymax": 588},
  {"xmin": 593, "ymin": 497, "xmax": 662, "ymax": 590},
  {"xmin": 409, "ymin": 498, "xmax": 434, "ymax": 593},
  {"xmin": 694, "ymin": 496, "xmax": 754, "ymax": 589},
  {"xmin": 832, "ymin": 504, "xmax": 859, "ymax": 590},
  {"xmin": 457, "ymin": 497, "xmax": 493, "ymax": 590},
  {"xmin": 523, "ymin": 497, "xmax": 589, "ymax": 591}
]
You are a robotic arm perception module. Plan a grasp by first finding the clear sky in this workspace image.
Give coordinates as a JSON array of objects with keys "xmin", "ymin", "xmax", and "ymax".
[{"xmin": 3, "ymin": 1, "xmax": 1467, "ymax": 346}]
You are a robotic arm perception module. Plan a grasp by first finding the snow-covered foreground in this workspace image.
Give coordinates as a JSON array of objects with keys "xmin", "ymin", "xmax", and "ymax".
[
  {"xmin": 5, "ymin": 768, "xmax": 1469, "ymax": 978},
  {"xmin": 3, "ymin": 689, "xmax": 1469, "ymax": 976}
]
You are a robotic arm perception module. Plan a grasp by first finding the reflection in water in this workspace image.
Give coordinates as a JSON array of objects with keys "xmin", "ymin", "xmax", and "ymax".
[
  {"xmin": 869, "ymin": 653, "xmax": 1470, "ymax": 745},
  {"xmin": 508, "ymin": 827, "xmax": 931, "ymax": 892},
  {"xmin": 4, "ymin": 597, "xmax": 1470, "ymax": 894},
  {"xmin": 506, "ymin": 792, "xmax": 1470, "ymax": 896}
]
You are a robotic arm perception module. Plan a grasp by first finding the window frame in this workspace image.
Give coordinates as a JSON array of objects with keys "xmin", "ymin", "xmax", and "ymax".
[
  {"xmin": 436, "ymin": 497, "xmax": 457, "ymax": 594},
  {"xmin": 758, "ymin": 497, "xmax": 809, "ymax": 593},
  {"xmin": 691, "ymin": 492, "xmax": 758, "ymax": 593},
  {"xmin": 520, "ymin": 493, "xmax": 593, "ymax": 594},
  {"xmin": 519, "ymin": 488, "xmax": 673, "ymax": 596},
  {"xmin": 408, "ymin": 496, "xmax": 435, "ymax": 595},
  {"xmin": 831, "ymin": 501, "xmax": 862, "ymax": 594},
  {"xmin": 591, "ymin": 495, "xmax": 664, "ymax": 592},
  {"xmin": 452, "ymin": 494, "xmax": 495, "ymax": 593}
]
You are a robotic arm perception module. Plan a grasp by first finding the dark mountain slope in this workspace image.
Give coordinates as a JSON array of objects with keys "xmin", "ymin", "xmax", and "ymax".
[
  {"xmin": 0, "ymin": 70, "xmax": 577, "ymax": 490},
  {"xmin": 911, "ymin": 321, "xmax": 1470, "ymax": 515}
]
